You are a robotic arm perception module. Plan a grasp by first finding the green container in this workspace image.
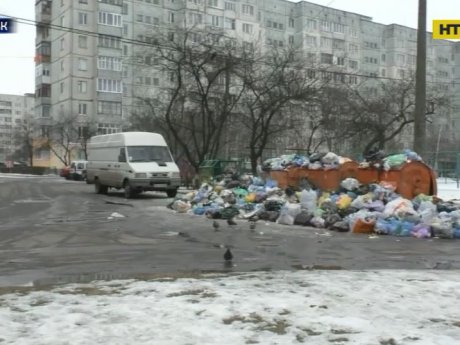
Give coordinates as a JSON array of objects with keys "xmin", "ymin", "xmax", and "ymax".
[{"xmin": 199, "ymin": 160, "xmax": 223, "ymax": 181}]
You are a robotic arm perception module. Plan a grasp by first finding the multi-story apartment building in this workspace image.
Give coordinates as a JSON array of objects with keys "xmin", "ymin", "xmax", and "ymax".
[
  {"xmin": 34, "ymin": 0, "xmax": 460, "ymax": 166},
  {"xmin": 0, "ymin": 93, "xmax": 35, "ymax": 163}
]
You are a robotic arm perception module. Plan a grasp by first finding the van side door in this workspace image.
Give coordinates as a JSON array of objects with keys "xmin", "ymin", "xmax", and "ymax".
[{"xmin": 113, "ymin": 147, "xmax": 127, "ymax": 188}]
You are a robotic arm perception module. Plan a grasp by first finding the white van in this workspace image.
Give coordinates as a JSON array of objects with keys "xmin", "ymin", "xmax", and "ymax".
[{"xmin": 86, "ymin": 132, "xmax": 181, "ymax": 198}]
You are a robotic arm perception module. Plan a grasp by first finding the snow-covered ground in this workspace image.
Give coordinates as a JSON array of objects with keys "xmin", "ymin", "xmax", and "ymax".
[
  {"xmin": 1, "ymin": 270, "xmax": 459, "ymax": 345},
  {"xmin": 437, "ymin": 178, "xmax": 460, "ymax": 201}
]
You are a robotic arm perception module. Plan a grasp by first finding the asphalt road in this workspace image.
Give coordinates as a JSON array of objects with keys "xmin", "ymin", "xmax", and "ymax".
[{"xmin": 0, "ymin": 174, "xmax": 459, "ymax": 287}]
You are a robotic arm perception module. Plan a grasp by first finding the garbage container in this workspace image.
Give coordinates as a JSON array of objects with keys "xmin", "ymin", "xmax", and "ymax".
[{"xmin": 198, "ymin": 160, "xmax": 222, "ymax": 181}]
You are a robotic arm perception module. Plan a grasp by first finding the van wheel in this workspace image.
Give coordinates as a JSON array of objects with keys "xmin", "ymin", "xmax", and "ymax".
[
  {"xmin": 166, "ymin": 189, "xmax": 178, "ymax": 198},
  {"xmin": 124, "ymin": 180, "xmax": 134, "ymax": 199},
  {"xmin": 95, "ymin": 179, "xmax": 108, "ymax": 194}
]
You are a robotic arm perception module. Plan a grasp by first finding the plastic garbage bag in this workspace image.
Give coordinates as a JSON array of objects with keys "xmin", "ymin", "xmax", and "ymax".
[
  {"xmin": 375, "ymin": 218, "xmax": 391, "ymax": 235},
  {"xmin": 365, "ymin": 200, "xmax": 385, "ymax": 212},
  {"xmin": 404, "ymin": 149, "xmax": 422, "ymax": 161},
  {"xmin": 352, "ymin": 218, "xmax": 376, "ymax": 234},
  {"xmin": 331, "ymin": 221, "xmax": 349, "ymax": 232},
  {"xmin": 351, "ymin": 193, "xmax": 373, "ymax": 209},
  {"xmin": 431, "ymin": 220, "xmax": 454, "ymax": 239},
  {"xmin": 300, "ymin": 189, "xmax": 317, "ymax": 212},
  {"xmin": 341, "ymin": 178, "xmax": 360, "ymax": 191},
  {"xmin": 310, "ymin": 216, "xmax": 325, "ymax": 228},
  {"xmin": 336, "ymin": 194, "xmax": 352, "ymax": 210},
  {"xmin": 285, "ymin": 202, "xmax": 302, "ymax": 218},
  {"xmin": 383, "ymin": 154, "xmax": 407, "ymax": 171},
  {"xmin": 324, "ymin": 213, "xmax": 342, "ymax": 229},
  {"xmin": 384, "ymin": 198, "xmax": 416, "ymax": 218},
  {"xmin": 321, "ymin": 152, "xmax": 340, "ymax": 165},
  {"xmin": 245, "ymin": 193, "xmax": 257, "ymax": 203},
  {"xmin": 294, "ymin": 211, "xmax": 313, "ymax": 226},
  {"xmin": 276, "ymin": 207, "xmax": 294, "ymax": 225},
  {"xmin": 418, "ymin": 201, "xmax": 438, "ymax": 224},
  {"xmin": 411, "ymin": 224, "xmax": 431, "ymax": 238},
  {"xmin": 309, "ymin": 152, "xmax": 327, "ymax": 162},
  {"xmin": 454, "ymin": 228, "xmax": 460, "ymax": 239},
  {"xmin": 171, "ymin": 200, "xmax": 191, "ymax": 213}
]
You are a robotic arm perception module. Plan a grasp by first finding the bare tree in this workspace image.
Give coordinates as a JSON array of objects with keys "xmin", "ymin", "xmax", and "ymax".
[
  {"xmin": 130, "ymin": 28, "xmax": 244, "ymax": 172},
  {"xmin": 338, "ymin": 77, "xmax": 448, "ymax": 156},
  {"xmin": 12, "ymin": 118, "xmax": 35, "ymax": 166},
  {"xmin": 236, "ymin": 47, "xmax": 321, "ymax": 174}
]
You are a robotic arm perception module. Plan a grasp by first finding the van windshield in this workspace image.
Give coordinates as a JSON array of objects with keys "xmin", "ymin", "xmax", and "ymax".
[{"xmin": 127, "ymin": 146, "xmax": 173, "ymax": 163}]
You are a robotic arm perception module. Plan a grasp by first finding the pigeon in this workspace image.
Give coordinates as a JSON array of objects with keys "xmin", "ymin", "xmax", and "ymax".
[
  {"xmin": 227, "ymin": 218, "xmax": 237, "ymax": 226},
  {"xmin": 212, "ymin": 220, "xmax": 220, "ymax": 231},
  {"xmin": 249, "ymin": 220, "xmax": 256, "ymax": 231},
  {"xmin": 224, "ymin": 247, "xmax": 233, "ymax": 262}
]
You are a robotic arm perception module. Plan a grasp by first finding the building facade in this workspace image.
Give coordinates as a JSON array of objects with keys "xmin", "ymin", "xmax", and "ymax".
[
  {"xmin": 0, "ymin": 93, "xmax": 35, "ymax": 163},
  {"xmin": 34, "ymin": 0, "xmax": 460, "ymax": 165}
]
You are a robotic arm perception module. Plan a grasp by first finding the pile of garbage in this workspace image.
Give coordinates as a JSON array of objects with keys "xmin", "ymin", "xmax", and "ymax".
[
  {"xmin": 263, "ymin": 152, "xmax": 352, "ymax": 171},
  {"xmin": 168, "ymin": 175, "xmax": 460, "ymax": 240},
  {"xmin": 262, "ymin": 149, "xmax": 422, "ymax": 171}
]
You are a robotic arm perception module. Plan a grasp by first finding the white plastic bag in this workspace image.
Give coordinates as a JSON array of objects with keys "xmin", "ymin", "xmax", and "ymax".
[
  {"xmin": 300, "ymin": 189, "xmax": 317, "ymax": 213},
  {"xmin": 340, "ymin": 178, "xmax": 360, "ymax": 191},
  {"xmin": 285, "ymin": 202, "xmax": 302, "ymax": 218},
  {"xmin": 418, "ymin": 201, "xmax": 437, "ymax": 224},
  {"xmin": 383, "ymin": 198, "xmax": 416, "ymax": 217},
  {"xmin": 276, "ymin": 207, "xmax": 294, "ymax": 225}
]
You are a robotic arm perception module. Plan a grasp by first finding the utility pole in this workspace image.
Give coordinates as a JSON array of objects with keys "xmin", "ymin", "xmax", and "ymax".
[{"xmin": 413, "ymin": 0, "xmax": 427, "ymax": 158}]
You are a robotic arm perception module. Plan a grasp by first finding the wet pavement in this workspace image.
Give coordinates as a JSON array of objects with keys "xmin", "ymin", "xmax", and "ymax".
[{"xmin": 0, "ymin": 174, "xmax": 459, "ymax": 287}]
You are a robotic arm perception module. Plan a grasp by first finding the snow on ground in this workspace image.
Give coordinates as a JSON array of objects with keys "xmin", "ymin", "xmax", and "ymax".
[
  {"xmin": 437, "ymin": 178, "xmax": 460, "ymax": 201},
  {"xmin": 0, "ymin": 270, "xmax": 459, "ymax": 345}
]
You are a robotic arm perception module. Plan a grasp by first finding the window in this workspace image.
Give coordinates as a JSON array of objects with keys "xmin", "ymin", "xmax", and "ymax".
[
  {"xmin": 188, "ymin": 13, "xmax": 203, "ymax": 25},
  {"xmin": 61, "ymin": 60, "xmax": 64, "ymax": 72},
  {"xmin": 60, "ymin": 38, "xmax": 65, "ymax": 51},
  {"xmin": 78, "ymin": 35, "xmax": 87, "ymax": 48},
  {"xmin": 224, "ymin": 18, "xmax": 235, "ymax": 30},
  {"xmin": 98, "ymin": 12, "xmax": 122, "ymax": 27},
  {"xmin": 225, "ymin": 2, "xmax": 235, "ymax": 11},
  {"xmin": 382, "ymin": 54, "xmax": 386, "ymax": 62},
  {"xmin": 320, "ymin": 53, "xmax": 333, "ymax": 64},
  {"xmin": 60, "ymin": 82, "xmax": 64, "ymax": 94},
  {"xmin": 78, "ymin": 80, "xmax": 87, "ymax": 93},
  {"xmin": 42, "ymin": 106, "xmax": 50, "ymax": 117},
  {"xmin": 145, "ymin": 16, "xmax": 152, "ymax": 24},
  {"xmin": 397, "ymin": 54, "xmax": 405, "ymax": 66},
  {"xmin": 320, "ymin": 37, "xmax": 332, "ymax": 48},
  {"xmin": 398, "ymin": 69, "xmax": 405, "ymax": 78},
  {"xmin": 242, "ymin": 4, "xmax": 254, "ymax": 16},
  {"xmin": 337, "ymin": 57, "xmax": 345, "ymax": 66},
  {"xmin": 78, "ymin": 58, "xmax": 87, "ymax": 70},
  {"xmin": 349, "ymin": 43, "xmax": 358, "ymax": 53},
  {"xmin": 122, "ymin": 3, "xmax": 128, "ymax": 14},
  {"xmin": 144, "ymin": 77, "xmax": 152, "ymax": 85},
  {"xmin": 97, "ymin": 101, "xmax": 122, "ymax": 115},
  {"xmin": 78, "ymin": 12, "xmax": 87, "ymax": 25},
  {"xmin": 305, "ymin": 35, "xmax": 316, "ymax": 47},
  {"xmin": 168, "ymin": 32, "xmax": 175, "ymax": 41},
  {"xmin": 123, "ymin": 45, "xmax": 128, "ymax": 55},
  {"xmin": 332, "ymin": 39, "xmax": 345, "ymax": 50},
  {"xmin": 78, "ymin": 103, "xmax": 87, "ymax": 115},
  {"xmin": 242, "ymin": 23, "xmax": 253, "ymax": 34},
  {"xmin": 137, "ymin": 14, "xmax": 143, "ymax": 22},
  {"xmin": 320, "ymin": 21, "xmax": 331, "ymax": 32},
  {"xmin": 98, "ymin": 35, "xmax": 121, "ymax": 49},
  {"xmin": 169, "ymin": 12, "xmax": 175, "ymax": 23},
  {"xmin": 97, "ymin": 78, "xmax": 122, "ymax": 93},
  {"xmin": 289, "ymin": 18, "xmax": 294, "ymax": 28},
  {"xmin": 98, "ymin": 123, "xmax": 120, "ymax": 135},
  {"xmin": 349, "ymin": 60, "xmax": 358, "ymax": 69},
  {"xmin": 97, "ymin": 56, "xmax": 122, "ymax": 71},
  {"xmin": 60, "ymin": 16, "xmax": 65, "ymax": 26},
  {"xmin": 208, "ymin": 0, "xmax": 218, "ymax": 6},
  {"xmin": 381, "ymin": 68, "xmax": 386, "ymax": 77},
  {"xmin": 209, "ymin": 15, "xmax": 221, "ymax": 27},
  {"xmin": 333, "ymin": 22, "xmax": 345, "ymax": 33},
  {"xmin": 306, "ymin": 19, "xmax": 316, "ymax": 31},
  {"xmin": 123, "ymin": 24, "xmax": 128, "ymax": 35},
  {"xmin": 288, "ymin": 35, "xmax": 294, "ymax": 44}
]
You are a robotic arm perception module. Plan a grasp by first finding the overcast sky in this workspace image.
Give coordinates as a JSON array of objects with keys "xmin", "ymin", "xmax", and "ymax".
[{"xmin": 0, "ymin": 0, "xmax": 459, "ymax": 95}]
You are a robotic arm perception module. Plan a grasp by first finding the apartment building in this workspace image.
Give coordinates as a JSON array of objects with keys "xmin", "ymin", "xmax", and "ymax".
[
  {"xmin": 0, "ymin": 93, "xmax": 35, "ymax": 163},
  {"xmin": 34, "ymin": 0, "xmax": 460, "ymax": 163}
]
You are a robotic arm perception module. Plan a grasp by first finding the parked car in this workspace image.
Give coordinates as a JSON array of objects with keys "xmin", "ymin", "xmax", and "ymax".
[
  {"xmin": 60, "ymin": 166, "xmax": 71, "ymax": 179},
  {"xmin": 70, "ymin": 160, "xmax": 88, "ymax": 181}
]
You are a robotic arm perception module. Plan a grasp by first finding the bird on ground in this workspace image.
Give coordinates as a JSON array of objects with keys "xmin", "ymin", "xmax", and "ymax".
[
  {"xmin": 224, "ymin": 247, "xmax": 233, "ymax": 262},
  {"xmin": 212, "ymin": 220, "xmax": 220, "ymax": 232},
  {"xmin": 249, "ymin": 220, "xmax": 257, "ymax": 231},
  {"xmin": 227, "ymin": 218, "xmax": 237, "ymax": 226}
]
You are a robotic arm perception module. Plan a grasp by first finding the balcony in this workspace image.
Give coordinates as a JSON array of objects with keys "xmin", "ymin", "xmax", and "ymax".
[{"xmin": 35, "ymin": 0, "xmax": 52, "ymax": 23}]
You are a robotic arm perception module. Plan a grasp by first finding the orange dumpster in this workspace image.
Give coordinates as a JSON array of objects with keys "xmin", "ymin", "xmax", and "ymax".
[{"xmin": 268, "ymin": 161, "xmax": 437, "ymax": 199}]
